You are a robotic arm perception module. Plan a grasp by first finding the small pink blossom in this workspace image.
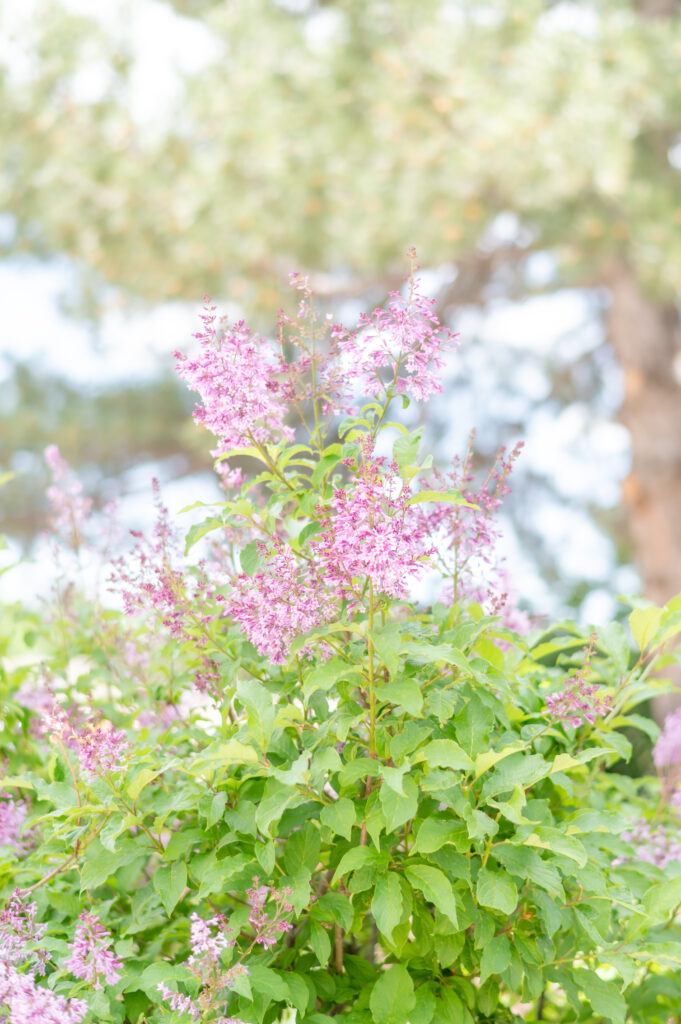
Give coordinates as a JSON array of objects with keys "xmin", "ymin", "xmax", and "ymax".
[
  {"xmin": 545, "ymin": 635, "xmax": 611, "ymax": 728},
  {"xmin": 246, "ymin": 880, "xmax": 294, "ymax": 949},
  {"xmin": 327, "ymin": 272, "xmax": 458, "ymax": 405},
  {"xmin": 617, "ymin": 818, "xmax": 681, "ymax": 870},
  {"xmin": 64, "ymin": 912, "xmax": 123, "ymax": 990},
  {"xmin": 0, "ymin": 799, "xmax": 28, "ymax": 854},
  {"xmin": 46, "ymin": 705, "xmax": 129, "ymax": 778},
  {"xmin": 311, "ymin": 435, "xmax": 431, "ymax": 604},
  {"xmin": 175, "ymin": 300, "xmax": 294, "ymax": 455},
  {"xmin": 44, "ymin": 446, "xmax": 92, "ymax": 549},
  {"xmin": 0, "ymin": 964, "xmax": 87, "ymax": 1024},
  {"xmin": 226, "ymin": 541, "xmax": 337, "ymax": 664},
  {"xmin": 0, "ymin": 893, "xmax": 46, "ymax": 967}
]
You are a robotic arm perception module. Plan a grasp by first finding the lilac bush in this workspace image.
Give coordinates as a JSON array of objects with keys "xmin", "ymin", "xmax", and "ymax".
[{"xmin": 2, "ymin": 256, "xmax": 681, "ymax": 1023}]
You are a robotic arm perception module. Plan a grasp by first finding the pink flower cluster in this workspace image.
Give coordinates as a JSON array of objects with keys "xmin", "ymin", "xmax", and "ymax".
[
  {"xmin": 617, "ymin": 819, "xmax": 681, "ymax": 870},
  {"xmin": 225, "ymin": 541, "xmax": 336, "ymax": 664},
  {"xmin": 0, "ymin": 892, "xmax": 46, "ymax": 968},
  {"xmin": 654, "ymin": 707, "xmax": 681, "ymax": 777},
  {"xmin": 157, "ymin": 911, "xmax": 247, "ymax": 1023},
  {"xmin": 0, "ymin": 893, "xmax": 86, "ymax": 1024},
  {"xmin": 109, "ymin": 481, "xmax": 215, "ymax": 648},
  {"xmin": 44, "ymin": 445, "xmax": 92, "ymax": 550},
  {"xmin": 415, "ymin": 436, "xmax": 524, "ymax": 621},
  {"xmin": 0, "ymin": 798, "xmax": 28, "ymax": 854},
  {"xmin": 545, "ymin": 635, "xmax": 611, "ymax": 728},
  {"xmin": 329, "ymin": 272, "xmax": 458, "ymax": 404},
  {"xmin": 246, "ymin": 880, "xmax": 294, "ymax": 950},
  {"xmin": 0, "ymin": 965, "xmax": 87, "ymax": 1024},
  {"xmin": 46, "ymin": 704, "xmax": 129, "ymax": 778},
  {"xmin": 64, "ymin": 913, "xmax": 122, "ymax": 990},
  {"xmin": 311, "ymin": 436, "xmax": 431, "ymax": 603},
  {"xmin": 174, "ymin": 299, "xmax": 293, "ymax": 455}
]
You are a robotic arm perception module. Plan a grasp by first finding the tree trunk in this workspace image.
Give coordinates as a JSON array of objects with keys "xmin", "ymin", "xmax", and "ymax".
[{"xmin": 605, "ymin": 261, "xmax": 681, "ymax": 716}]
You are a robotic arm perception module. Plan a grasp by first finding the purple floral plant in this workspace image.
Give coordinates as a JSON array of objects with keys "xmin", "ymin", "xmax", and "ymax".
[
  {"xmin": 545, "ymin": 634, "xmax": 612, "ymax": 728},
  {"xmin": 64, "ymin": 913, "xmax": 122, "ymax": 990}
]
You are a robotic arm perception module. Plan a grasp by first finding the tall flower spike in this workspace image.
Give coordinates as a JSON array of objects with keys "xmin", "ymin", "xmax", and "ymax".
[
  {"xmin": 0, "ymin": 798, "xmax": 28, "ymax": 854},
  {"xmin": 311, "ymin": 435, "xmax": 431, "ymax": 604},
  {"xmin": 44, "ymin": 445, "xmax": 92, "ymax": 549},
  {"xmin": 545, "ymin": 634, "xmax": 611, "ymax": 728},
  {"xmin": 329, "ymin": 267, "xmax": 458, "ymax": 405},
  {"xmin": 65, "ymin": 912, "xmax": 123, "ymax": 990},
  {"xmin": 225, "ymin": 541, "xmax": 337, "ymax": 664},
  {"xmin": 175, "ymin": 299, "xmax": 294, "ymax": 454}
]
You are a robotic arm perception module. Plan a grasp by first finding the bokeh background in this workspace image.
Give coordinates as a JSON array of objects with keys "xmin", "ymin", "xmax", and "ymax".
[{"xmin": 2, "ymin": 0, "xmax": 681, "ymax": 630}]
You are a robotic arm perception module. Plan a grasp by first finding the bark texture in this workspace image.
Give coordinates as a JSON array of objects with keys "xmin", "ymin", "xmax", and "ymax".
[{"xmin": 606, "ymin": 262, "xmax": 681, "ymax": 715}]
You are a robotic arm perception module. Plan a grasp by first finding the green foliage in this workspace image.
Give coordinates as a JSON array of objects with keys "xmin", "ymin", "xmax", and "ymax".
[{"xmin": 3, "ymin": 282, "xmax": 681, "ymax": 1024}]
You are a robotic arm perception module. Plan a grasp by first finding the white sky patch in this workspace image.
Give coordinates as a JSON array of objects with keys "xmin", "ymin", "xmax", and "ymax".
[{"xmin": 0, "ymin": 0, "xmax": 219, "ymax": 126}]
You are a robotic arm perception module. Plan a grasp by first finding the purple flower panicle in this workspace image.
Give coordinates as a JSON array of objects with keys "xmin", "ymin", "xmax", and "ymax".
[{"xmin": 64, "ymin": 912, "xmax": 123, "ymax": 990}]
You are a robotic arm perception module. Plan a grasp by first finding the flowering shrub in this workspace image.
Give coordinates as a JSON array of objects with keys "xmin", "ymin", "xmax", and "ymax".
[{"xmin": 3, "ymin": 256, "xmax": 681, "ymax": 1023}]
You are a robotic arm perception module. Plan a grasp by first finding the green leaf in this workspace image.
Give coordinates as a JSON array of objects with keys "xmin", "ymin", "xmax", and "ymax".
[
  {"xmin": 247, "ymin": 964, "xmax": 289, "ymax": 1001},
  {"xmin": 310, "ymin": 919, "xmax": 331, "ymax": 966},
  {"xmin": 416, "ymin": 739, "xmax": 474, "ymax": 771},
  {"xmin": 492, "ymin": 844, "xmax": 564, "ymax": 899},
  {"xmin": 240, "ymin": 539, "xmax": 261, "ymax": 576},
  {"xmin": 304, "ymin": 659, "xmax": 363, "ymax": 697},
  {"xmin": 332, "ymin": 846, "xmax": 378, "ymax": 884},
  {"xmin": 479, "ymin": 934, "xmax": 511, "ymax": 983},
  {"xmin": 574, "ymin": 969, "xmax": 626, "ymax": 1024},
  {"xmin": 407, "ymin": 490, "xmax": 477, "ymax": 508},
  {"xmin": 376, "ymin": 678, "xmax": 423, "ymax": 715},
  {"xmin": 320, "ymin": 797, "xmax": 356, "ymax": 840},
  {"xmin": 480, "ymin": 752, "xmax": 550, "ymax": 799},
  {"xmin": 371, "ymin": 872, "xmax": 403, "ymax": 941},
  {"xmin": 236, "ymin": 678, "xmax": 276, "ymax": 751},
  {"xmin": 629, "ymin": 605, "xmax": 663, "ymax": 652},
  {"xmin": 380, "ymin": 775, "xmax": 419, "ymax": 831},
  {"xmin": 643, "ymin": 874, "xmax": 681, "ymax": 920},
  {"xmin": 476, "ymin": 867, "xmax": 518, "ymax": 915},
  {"xmin": 184, "ymin": 516, "xmax": 224, "ymax": 554},
  {"xmin": 404, "ymin": 865, "xmax": 458, "ymax": 927},
  {"xmin": 474, "ymin": 744, "xmax": 524, "ymax": 778},
  {"xmin": 153, "ymin": 861, "xmax": 187, "ymax": 916},
  {"xmin": 127, "ymin": 767, "xmax": 162, "ymax": 803},
  {"xmin": 523, "ymin": 827, "xmax": 587, "ymax": 867},
  {"xmin": 370, "ymin": 965, "xmax": 415, "ymax": 1024},
  {"xmin": 207, "ymin": 791, "xmax": 227, "ymax": 828},
  {"xmin": 284, "ymin": 822, "xmax": 321, "ymax": 875},
  {"xmin": 393, "ymin": 429, "xmax": 423, "ymax": 477},
  {"xmin": 412, "ymin": 818, "xmax": 467, "ymax": 855}
]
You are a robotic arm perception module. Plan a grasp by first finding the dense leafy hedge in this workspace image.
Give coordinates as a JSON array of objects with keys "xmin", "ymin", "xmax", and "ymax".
[{"xmin": 2, "ymin": 262, "xmax": 681, "ymax": 1024}]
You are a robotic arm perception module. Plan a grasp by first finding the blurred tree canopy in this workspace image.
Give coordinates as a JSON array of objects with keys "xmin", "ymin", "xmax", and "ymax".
[{"xmin": 2, "ymin": 0, "xmax": 681, "ymax": 607}]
